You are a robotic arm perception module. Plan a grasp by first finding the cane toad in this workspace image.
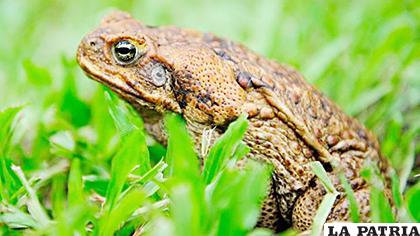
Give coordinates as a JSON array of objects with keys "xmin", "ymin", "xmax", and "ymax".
[{"xmin": 76, "ymin": 11, "xmax": 392, "ymax": 232}]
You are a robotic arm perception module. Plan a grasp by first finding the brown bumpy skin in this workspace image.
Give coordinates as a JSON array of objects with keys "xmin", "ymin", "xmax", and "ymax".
[{"xmin": 77, "ymin": 11, "xmax": 393, "ymax": 232}]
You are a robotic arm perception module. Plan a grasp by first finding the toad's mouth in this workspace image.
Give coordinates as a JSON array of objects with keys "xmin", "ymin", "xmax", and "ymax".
[
  {"xmin": 77, "ymin": 53, "xmax": 182, "ymax": 116},
  {"xmin": 77, "ymin": 55, "xmax": 159, "ymax": 112}
]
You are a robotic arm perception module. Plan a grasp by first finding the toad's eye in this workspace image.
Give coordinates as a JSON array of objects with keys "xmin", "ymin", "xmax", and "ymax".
[
  {"xmin": 112, "ymin": 40, "xmax": 141, "ymax": 65},
  {"xmin": 150, "ymin": 64, "xmax": 169, "ymax": 87}
]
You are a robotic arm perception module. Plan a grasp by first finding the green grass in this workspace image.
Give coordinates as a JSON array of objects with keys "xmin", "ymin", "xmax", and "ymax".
[{"xmin": 0, "ymin": 0, "xmax": 419, "ymax": 235}]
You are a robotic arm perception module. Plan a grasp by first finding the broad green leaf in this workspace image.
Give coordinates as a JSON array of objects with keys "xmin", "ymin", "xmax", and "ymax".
[
  {"xmin": 362, "ymin": 164, "xmax": 395, "ymax": 223},
  {"xmin": 84, "ymin": 177, "xmax": 109, "ymax": 197},
  {"xmin": 106, "ymin": 90, "xmax": 152, "ymax": 175},
  {"xmin": 23, "ymin": 59, "xmax": 52, "ymax": 86},
  {"xmin": 105, "ymin": 90, "xmax": 137, "ymax": 138},
  {"xmin": 405, "ymin": 181, "xmax": 420, "ymax": 222},
  {"xmin": 398, "ymin": 141, "xmax": 415, "ymax": 191},
  {"xmin": 370, "ymin": 186, "xmax": 395, "ymax": 223},
  {"xmin": 0, "ymin": 106, "xmax": 22, "ymax": 155},
  {"xmin": 164, "ymin": 113, "xmax": 200, "ymax": 181},
  {"xmin": 170, "ymin": 182, "xmax": 204, "ymax": 236},
  {"xmin": 214, "ymin": 161, "xmax": 271, "ymax": 236},
  {"xmin": 51, "ymin": 204, "xmax": 94, "ymax": 236},
  {"xmin": 164, "ymin": 113, "xmax": 206, "ymax": 235},
  {"xmin": 90, "ymin": 88, "xmax": 117, "ymax": 152},
  {"xmin": 51, "ymin": 175, "xmax": 66, "ymax": 218},
  {"xmin": 203, "ymin": 114, "xmax": 248, "ymax": 184},
  {"xmin": 105, "ymin": 130, "xmax": 148, "ymax": 210},
  {"xmin": 390, "ymin": 171, "xmax": 403, "ymax": 208},
  {"xmin": 68, "ymin": 158, "xmax": 85, "ymax": 208},
  {"xmin": 231, "ymin": 142, "xmax": 251, "ymax": 165},
  {"xmin": 104, "ymin": 88, "xmax": 151, "ymax": 209},
  {"xmin": 0, "ymin": 157, "xmax": 22, "ymax": 203},
  {"xmin": 59, "ymin": 57, "xmax": 91, "ymax": 127},
  {"xmin": 98, "ymin": 189, "xmax": 146, "ymax": 236}
]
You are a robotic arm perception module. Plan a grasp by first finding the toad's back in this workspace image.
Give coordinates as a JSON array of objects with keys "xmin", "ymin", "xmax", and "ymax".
[
  {"xmin": 180, "ymin": 29, "xmax": 390, "ymax": 230},
  {"xmin": 77, "ymin": 11, "xmax": 392, "ymax": 232}
]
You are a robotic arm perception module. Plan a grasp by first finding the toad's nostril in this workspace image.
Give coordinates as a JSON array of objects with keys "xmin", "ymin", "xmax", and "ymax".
[{"xmin": 86, "ymin": 38, "xmax": 102, "ymax": 52}]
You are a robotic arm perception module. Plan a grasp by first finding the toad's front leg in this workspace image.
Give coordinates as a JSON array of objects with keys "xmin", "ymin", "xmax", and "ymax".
[{"xmin": 290, "ymin": 175, "xmax": 372, "ymax": 231}]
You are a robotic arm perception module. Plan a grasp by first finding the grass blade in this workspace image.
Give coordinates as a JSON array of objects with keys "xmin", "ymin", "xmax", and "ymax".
[
  {"xmin": 164, "ymin": 113, "xmax": 200, "ymax": 180},
  {"xmin": 170, "ymin": 182, "xmax": 203, "ymax": 236},
  {"xmin": 214, "ymin": 161, "xmax": 272, "ymax": 236},
  {"xmin": 98, "ymin": 189, "xmax": 146, "ymax": 236},
  {"xmin": 51, "ymin": 174, "xmax": 66, "ymax": 218},
  {"xmin": 405, "ymin": 181, "xmax": 420, "ymax": 222},
  {"xmin": 104, "ymin": 131, "xmax": 147, "ymax": 211},
  {"xmin": 361, "ymin": 164, "xmax": 395, "ymax": 223},
  {"xmin": 0, "ymin": 106, "xmax": 22, "ymax": 155},
  {"xmin": 105, "ymin": 90, "xmax": 137, "ymax": 138},
  {"xmin": 203, "ymin": 114, "xmax": 248, "ymax": 184},
  {"xmin": 311, "ymin": 193, "xmax": 338, "ymax": 236},
  {"xmin": 309, "ymin": 162, "xmax": 337, "ymax": 193},
  {"xmin": 11, "ymin": 165, "xmax": 50, "ymax": 227},
  {"xmin": 105, "ymin": 90, "xmax": 151, "ymax": 174},
  {"xmin": 338, "ymin": 173, "xmax": 360, "ymax": 223},
  {"xmin": 68, "ymin": 158, "xmax": 85, "ymax": 208},
  {"xmin": 0, "ymin": 204, "xmax": 38, "ymax": 229},
  {"xmin": 164, "ymin": 113, "xmax": 206, "ymax": 235},
  {"xmin": 52, "ymin": 205, "xmax": 93, "ymax": 236},
  {"xmin": 309, "ymin": 162, "xmax": 338, "ymax": 236}
]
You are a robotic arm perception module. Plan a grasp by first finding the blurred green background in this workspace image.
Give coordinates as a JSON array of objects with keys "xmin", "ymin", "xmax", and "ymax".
[{"xmin": 0, "ymin": 0, "xmax": 419, "ymax": 234}]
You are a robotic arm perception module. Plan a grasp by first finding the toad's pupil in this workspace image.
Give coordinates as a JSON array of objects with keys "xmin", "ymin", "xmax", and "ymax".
[
  {"xmin": 114, "ymin": 40, "xmax": 137, "ymax": 62},
  {"xmin": 117, "ymin": 47, "xmax": 130, "ymax": 54}
]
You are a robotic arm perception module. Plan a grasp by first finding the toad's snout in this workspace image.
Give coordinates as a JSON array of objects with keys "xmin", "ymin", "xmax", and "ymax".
[{"xmin": 76, "ymin": 33, "xmax": 107, "ymax": 65}]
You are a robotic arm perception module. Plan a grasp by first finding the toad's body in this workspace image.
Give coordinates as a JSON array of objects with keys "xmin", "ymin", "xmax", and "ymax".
[{"xmin": 77, "ymin": 11, "xmax": 392, "ymax": 231}]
